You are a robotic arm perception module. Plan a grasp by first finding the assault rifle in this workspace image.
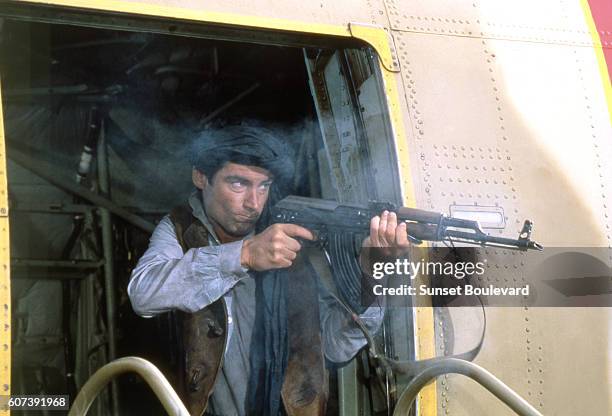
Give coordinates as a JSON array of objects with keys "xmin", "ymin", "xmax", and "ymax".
[
  {"xmin": 271, "ymin": 195, "xmax": 543, "ymax": 251},
  {"xmin": 270, "ymin": 195, "xmax": 542, "ymax": 314}
]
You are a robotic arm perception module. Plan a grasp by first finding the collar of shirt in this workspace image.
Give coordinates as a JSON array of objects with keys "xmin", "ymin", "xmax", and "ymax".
[
  {"xmin": 188, "ymin": 190, "xmax": 255, "ymax": 246},
  {"xmin": 188, "ymin": 190, "xmax": 222, "ymax": 245}
]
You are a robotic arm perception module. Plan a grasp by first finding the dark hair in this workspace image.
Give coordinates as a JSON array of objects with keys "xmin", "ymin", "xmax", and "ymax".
[
  {"xmin": 190, "ymin": 124, "xmax": 294, "ymax": 184},
  {"xmin": 194, "ymin": 152, "xmax": 272, "ymax": 182}
]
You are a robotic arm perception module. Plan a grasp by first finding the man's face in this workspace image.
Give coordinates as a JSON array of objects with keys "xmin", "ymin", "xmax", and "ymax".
[{"xmin": 193, "ymin": 162, "xmax": 273, "ymax": 242}]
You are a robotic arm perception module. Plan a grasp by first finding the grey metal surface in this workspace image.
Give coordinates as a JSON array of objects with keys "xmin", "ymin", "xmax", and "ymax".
[
  {"xmin": 97, "ymin": 128, "xmax": 120, "ymax": 416},
  {"xmin": 11, "ymin": 259, "xmax": 104, "ymax": 281},
  {"xmin": 8, "ymin": 146, "xmax": 155, "ymax": 233},
  {"xmin": 68, "ymin": 357, "xmax": 189, "ymax": 416},
  {"xmin": 73, "ymin": 206, "xmax": 110, "ymax": 416},
  {"xmin": 11, "ymin": 203, "xmax": 96, "ymax": 214}
]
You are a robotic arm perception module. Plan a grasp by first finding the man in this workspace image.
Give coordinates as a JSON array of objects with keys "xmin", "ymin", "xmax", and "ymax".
[{"xmin": 128, "ymin": 125, "xmax": 409, "ymax": 416}]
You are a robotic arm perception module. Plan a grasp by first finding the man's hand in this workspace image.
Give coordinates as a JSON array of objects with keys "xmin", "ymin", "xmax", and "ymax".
[
  {"xmin": 363, "ymin": 210, "xmax": 410, "ymax": 250},
  {"xmin": 240, "ymin": 223, "xmax": 315, "ymax": 271},
  {"xmin": 360, "ymin": 211, "xmax": 410, "ymax": 277}
]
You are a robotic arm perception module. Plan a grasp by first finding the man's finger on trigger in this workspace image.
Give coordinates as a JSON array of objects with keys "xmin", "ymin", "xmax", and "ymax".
[{"xmin": 283, "ymin": 224, "xmax": 315, "ymax": 241}]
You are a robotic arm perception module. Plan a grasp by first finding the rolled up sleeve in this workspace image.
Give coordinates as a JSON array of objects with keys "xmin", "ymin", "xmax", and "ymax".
[{"xmin": 128, "ymin": 215, "xmax": 250, "ymax": 317}]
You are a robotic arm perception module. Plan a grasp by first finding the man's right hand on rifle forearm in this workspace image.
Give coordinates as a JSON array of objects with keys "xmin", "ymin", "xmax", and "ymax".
[
  {"xmin": 240, "ymin": 223, "xmax": 315, "ymax": 271},
  {"xmin": 362, "ymin": 210, "xmax": 411, "ymax": 251},
  {"xmin": 360, "ymin": 210, "xmax": 411, "ymax": 275}
]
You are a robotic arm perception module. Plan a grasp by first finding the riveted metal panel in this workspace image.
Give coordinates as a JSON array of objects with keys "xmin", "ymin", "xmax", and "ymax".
[
  {"xmin": 486, "ymin": 38, "xmax": 612, "ymax": 247},
  {"xmin": 474, "ymin": 0, "xmax": 585, "ymax": 41},
  {"xmin": 384, "ymin": 0, "xmax": 480, "ymax": 33},
  {"xmin": 567, "ymin": 0, "xmax": 612, "ymax": 45},
  {"xmin": 392, "ymin": 31, "xmax": 520, "ymax": 217},
  {"xmin": 123, "ymin": 0, "xmax": 392, "ymax": 30},
  {"xmin": 392, "ymin": 30, "xmax": 611, "ymax": 243},
  {"xmin": 390, "ymin": 23, "xmax": 611, "ymax": 415},
  {"xmin": 383, "ymin": 0, "xmax": 598, "ymax": 47},
  {"xmin": 438, "ymin": 306, "xmax": 611, "ymax": 415}
]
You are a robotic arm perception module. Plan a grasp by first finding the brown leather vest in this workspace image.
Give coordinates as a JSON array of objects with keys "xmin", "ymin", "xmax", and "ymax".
[{"xmin": 169, "ymin": 205, "xmax": 328, "ymax": 416}]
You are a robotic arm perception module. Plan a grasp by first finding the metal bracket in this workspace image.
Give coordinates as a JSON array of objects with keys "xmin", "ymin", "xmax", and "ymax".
[{"xmin": 348, "ymin": 22, "xmax": 400, "ymax": 73}]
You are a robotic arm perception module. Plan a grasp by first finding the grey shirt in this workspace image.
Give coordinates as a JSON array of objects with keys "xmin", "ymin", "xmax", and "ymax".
[{"xmin": 128, "ymin": 192, "xmax": 383, "ymax": 416}]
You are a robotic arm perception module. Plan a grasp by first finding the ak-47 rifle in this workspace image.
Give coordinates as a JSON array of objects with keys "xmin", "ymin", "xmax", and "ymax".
[
  {"xmin": 271, "ymin": 195, "xmax": 543, "ymax": 251},
  {"xmin": 270, "ymin": 195, "xmax": 543, "ymax": 311}
]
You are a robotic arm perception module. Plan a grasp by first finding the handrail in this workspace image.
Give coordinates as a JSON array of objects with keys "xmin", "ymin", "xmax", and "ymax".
[
  {"xmin": 68, "ymin": 356, "xmax": 189, "ymax": 416},
  {"xmin": 393, "ymin": 358, "xmax": 544, "ymax": 416}
]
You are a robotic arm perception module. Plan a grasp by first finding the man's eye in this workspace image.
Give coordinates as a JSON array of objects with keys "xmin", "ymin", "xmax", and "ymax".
[
  {"xmin": 230, "ymin": 181, "xmax": 246, "ymax": 191},
  {"xmin": 258, "ymin": 183, "xmax": 272, "ymax": 192}
]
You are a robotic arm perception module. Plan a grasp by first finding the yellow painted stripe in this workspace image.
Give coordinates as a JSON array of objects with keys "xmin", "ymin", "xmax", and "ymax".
[
  {"xmin": 580, "ymin": 0, "xmax": 612, "ymax": 127},
  {"xmin": 0, "ymin": 78, "xmax": 11, "ymax": 416},
  {"xmin": 363, "ymin": 27, "xmax": 437, "ymax": 416},
  {"xmin": 14, "ymin": 0, "xmax": 349, "ymax": 37},
  {"xmin": 415, "ymin": 305, "xmax": 436, "ymax": 415},
  {"xmin": 13, "ymin": 0, "xmax": 405, "ymax": 73}
]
